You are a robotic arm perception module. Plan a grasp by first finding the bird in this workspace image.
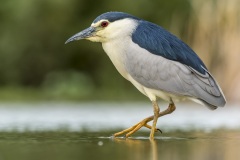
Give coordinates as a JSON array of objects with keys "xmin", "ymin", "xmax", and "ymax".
[{"xmin": 65, "ymin": 11, "xmax": 226, "ymax": 139}]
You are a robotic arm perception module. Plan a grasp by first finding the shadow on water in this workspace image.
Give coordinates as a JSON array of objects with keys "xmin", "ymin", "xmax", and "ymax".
[{"xmin": 0, "ymin": 130, "xmax": 239, "ymax": 160}]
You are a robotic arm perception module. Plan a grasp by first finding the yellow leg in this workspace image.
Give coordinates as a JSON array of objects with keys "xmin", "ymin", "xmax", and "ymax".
[
  {"xmin": 113, "ymin": 102, "xmax": 176, "ymax": 138},
  {"xmin": 150, "ymin": 101, "xmax": 160, "ymax": 139}
]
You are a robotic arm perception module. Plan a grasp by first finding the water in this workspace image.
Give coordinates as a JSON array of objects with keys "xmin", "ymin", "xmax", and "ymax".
[
  {"xmin": 0, "ymin": 102, "xmax": 239, "ymax": 160},
  {"xmin": 0, "ymin": 131, "xmax": 239, "ymax": 160}
]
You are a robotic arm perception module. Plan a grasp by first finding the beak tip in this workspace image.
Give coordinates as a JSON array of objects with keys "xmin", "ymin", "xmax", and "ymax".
[
  {"xmin": 65, "ymin": 38, "xmax": 74, "ymax": 44},
  {"xmin": 65, "ymin": 27, "xmax": 95, "ymax": 44},
  {"xmin": 65, "ymin": 26, "xmax": 94, "ymax": 45}
]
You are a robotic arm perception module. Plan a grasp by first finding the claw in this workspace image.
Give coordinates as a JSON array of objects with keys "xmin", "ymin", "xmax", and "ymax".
[
  {"xmin": 157, "ymin": 128, "xmax": 163, "ymax": 134},
  {"xmin": 144, "ymin": 124, "xmax": 163, "ymax": 133}
]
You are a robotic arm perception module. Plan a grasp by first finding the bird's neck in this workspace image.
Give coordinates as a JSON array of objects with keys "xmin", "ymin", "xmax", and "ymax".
[{"xmin": 102, "ymin": 39, "xmax": 131, "ymax": 80}]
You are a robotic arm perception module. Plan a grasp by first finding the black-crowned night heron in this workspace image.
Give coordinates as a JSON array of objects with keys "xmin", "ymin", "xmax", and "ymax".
[{"xmin": 65, "ymin": 12, "xmax": 226, "ymax": 139}]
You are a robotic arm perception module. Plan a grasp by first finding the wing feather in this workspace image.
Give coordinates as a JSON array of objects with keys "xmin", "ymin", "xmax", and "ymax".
[
  {"xmin": 125, "ymin": 50, "xmax": 226, "ymax": 108},
  {"xmin": 129, "ymin": 20, "xmax": 226, "ymax": 108},
  {"xmin": 132, "ymin": 20, "xmax": 207, "ymax": 74}
]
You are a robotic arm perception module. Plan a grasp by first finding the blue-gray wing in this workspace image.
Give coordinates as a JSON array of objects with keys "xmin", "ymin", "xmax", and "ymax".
[
  {"xmin": 130, "ymin": 20, "xmax": 226, "ymax": 108},
  {"xmin": 125, "ymin": 46, "xmax": 226, "ymax": 109},
  {"xmin": 132, "ymin": 20, "xmax": 207, "ymax": 74}
]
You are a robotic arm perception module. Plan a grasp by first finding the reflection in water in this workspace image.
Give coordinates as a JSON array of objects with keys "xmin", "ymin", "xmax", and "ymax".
[
  {"xmin": 150, "ymin": 140, "xmax": 158, "ymax": 160},
  {"xmin": 112, "ymin": 136, "xmax": 179, "ymax": 160},
  {"xmin": 113, "ymin": 137, "xmax": 154, "ymax": 160},
  {"xmin": 111, "ymin": 136, "xmax": 189, "ymax": 160},
  {"xmin": 109, "ymin": 132, "xmax": 240, "ymax": 160},
  {"xmin": 0, "ymin": 131, "xmax": 239, "ymax": 160}
]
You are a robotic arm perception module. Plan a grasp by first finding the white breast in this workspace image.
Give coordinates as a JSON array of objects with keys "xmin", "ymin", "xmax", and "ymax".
[{"xmin": 102, "ymin": 38, "xmax": 131, "ymax": 80}]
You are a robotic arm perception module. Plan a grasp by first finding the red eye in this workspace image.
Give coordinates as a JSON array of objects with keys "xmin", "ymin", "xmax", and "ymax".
[{"xmin": 101, "ymin": 21, "xmax": 109, "ymax": 27}]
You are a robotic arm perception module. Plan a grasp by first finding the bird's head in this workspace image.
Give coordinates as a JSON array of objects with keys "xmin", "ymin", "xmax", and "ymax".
[{"xmin": 65, "ymin": 12, "xmax": 140, "ymax": 44}]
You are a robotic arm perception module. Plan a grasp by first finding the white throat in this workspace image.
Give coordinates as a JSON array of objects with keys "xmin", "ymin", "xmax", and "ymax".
[{"xmin": 101, "ymin": 18, "xmax": 138, "ymax": 78}]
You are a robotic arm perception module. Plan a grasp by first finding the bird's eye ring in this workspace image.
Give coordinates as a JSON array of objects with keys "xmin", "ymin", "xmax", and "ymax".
[{"xmin": 101, "ymin": 21, "xmax": 109, "ymax": 27}]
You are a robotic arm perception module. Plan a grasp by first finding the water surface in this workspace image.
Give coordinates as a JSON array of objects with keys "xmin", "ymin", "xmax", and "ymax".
[
  {"xmin": 0, "ymin": 130, "xmax": 239, "ymax": 160},
  {"xmin": 0, "ymin": 102, "xmax": 239, "ymax": 160}
]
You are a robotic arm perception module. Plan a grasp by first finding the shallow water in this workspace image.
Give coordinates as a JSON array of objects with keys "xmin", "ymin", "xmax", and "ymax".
[
  {"xmin": 0, "ymin": 102, "xmax": 239, "ymax": 160},
  {"xmin": 0, "ymin": 131, "xmax": 239, "ymax": 160}
]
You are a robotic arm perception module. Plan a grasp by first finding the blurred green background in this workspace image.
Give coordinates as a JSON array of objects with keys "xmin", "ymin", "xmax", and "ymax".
[{"xmin": 0, "ymin": 0, "xmax": 239, "ymax": 102}]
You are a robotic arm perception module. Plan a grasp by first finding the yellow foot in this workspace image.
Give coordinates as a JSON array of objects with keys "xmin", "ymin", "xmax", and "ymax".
[
  {"xmin": 113, "ymin": 102, "xmax": 175, "ymax": 139},
  {"xmin": 113, "ymin": 116, "xmax": 161, "ymax": 138}
]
